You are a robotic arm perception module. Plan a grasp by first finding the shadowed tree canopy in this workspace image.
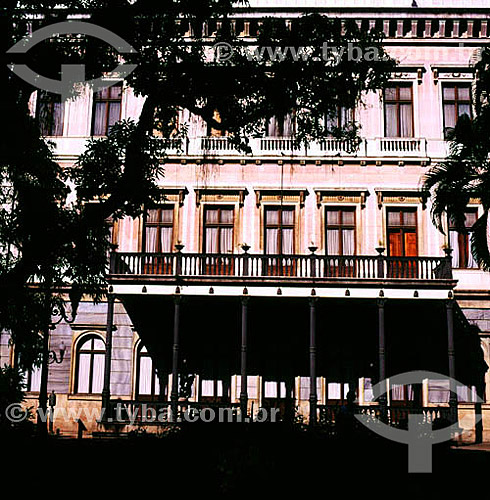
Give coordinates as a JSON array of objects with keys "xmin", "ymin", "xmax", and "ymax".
[
  {"xmin": 424, "ymin": 48, "xmax": 490, "ymax": 270},
  {"xmin": 0, "ymin": 1, "xmax": 395, "ymax": 369}
]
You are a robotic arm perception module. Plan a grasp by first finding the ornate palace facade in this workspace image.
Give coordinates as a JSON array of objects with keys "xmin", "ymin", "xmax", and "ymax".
[{"xmin": 2, "ymin": 0, "xmax": 490, "ymax": 440}]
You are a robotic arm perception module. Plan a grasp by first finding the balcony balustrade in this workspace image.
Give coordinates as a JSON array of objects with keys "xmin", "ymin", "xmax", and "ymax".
[
  {"xmin": 105, "ymin": 398, "xmax": 453, "ymax": 426},
  {"xmin": 49, "ymin": 135, "xmax": 450, "ymax": 160},
  {"xmin": 109, "ymin": 251, "xmax": 453, "ymax": 282}
]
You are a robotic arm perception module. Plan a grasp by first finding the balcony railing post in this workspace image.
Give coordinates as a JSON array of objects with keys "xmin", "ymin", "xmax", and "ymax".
[
  {"xmin": 376, "ymin": 246, "xmax": 385, "ymax": 279},
  {"xmin": 308, "ymin": 244, "xmax": 318, "ymax": 278},
  {"xmin": 241, "ymin": 244, "xmax": 251, "ymax": 276},
  {"xmin": 175, "ymin": 244, "xmax": 184, "ymax": 277}
]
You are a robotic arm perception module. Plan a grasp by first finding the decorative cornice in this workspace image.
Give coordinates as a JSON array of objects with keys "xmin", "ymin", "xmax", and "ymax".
[
  {"xmin": 375, "ymin": 188, "xmax": 429, "ymax": 209},
  {"xmin": 195, "ymin": 187, "xmax": 249, "ymax": 207},
  {"xmin": 254, "ymin": 187, "xmax": 308, "ymax": 208},
  {"xmin": 314, "ymin": 188, "xmax": 370, "ymax": 209}
]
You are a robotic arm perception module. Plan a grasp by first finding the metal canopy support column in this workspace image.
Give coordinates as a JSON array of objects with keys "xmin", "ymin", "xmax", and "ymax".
[
  {"xmin": 446, "ymin": 298, "xmax": 458, "ymax": 424},
  {"xmin": 170, "ymin": 295, "xmax": 181, "ymax": 422},
  {"xmin": 240, "ymin": 296, "xmax": 249, "ymax": 420},
  {"xmin": 377, "ymin": 298, "xmax": 387, "ymax": 418},
  {"xmin": 309, "ymin": 297, "xmax": 318, "ymax": 425},
  {"xmin": 101, "ymin": 294, "xmax": 115, "ymax": 418}
]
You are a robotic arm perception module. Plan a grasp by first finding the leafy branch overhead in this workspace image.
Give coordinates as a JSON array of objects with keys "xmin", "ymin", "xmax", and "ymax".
[{"xmin": 0, "ymin": 1, "xmax": 395, "ymax": 368}]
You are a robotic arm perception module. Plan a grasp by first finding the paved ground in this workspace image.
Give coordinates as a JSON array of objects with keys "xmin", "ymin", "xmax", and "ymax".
[{"xmin": 5, "ymin": 424, "xmax": 490, "ymax": 496}]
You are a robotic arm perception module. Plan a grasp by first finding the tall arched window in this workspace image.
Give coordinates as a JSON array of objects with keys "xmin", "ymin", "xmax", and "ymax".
[
  {"xmin": 136, "ymin": 344, "xmax": 163, "ymax": 400},
  {"xmin": 75, "ymin": 335, "xmax": 105, "ymax": 394}
]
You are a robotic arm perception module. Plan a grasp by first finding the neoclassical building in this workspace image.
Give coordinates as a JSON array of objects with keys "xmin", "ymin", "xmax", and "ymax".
[{"xmin": 2, "ymin": 0, "xmax": 490, "ymax": 440}]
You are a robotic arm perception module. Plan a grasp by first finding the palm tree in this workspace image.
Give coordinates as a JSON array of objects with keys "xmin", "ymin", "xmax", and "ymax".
[{"xmin": 424, "ymin": 48, "xmax": 490, "ymax": 270}]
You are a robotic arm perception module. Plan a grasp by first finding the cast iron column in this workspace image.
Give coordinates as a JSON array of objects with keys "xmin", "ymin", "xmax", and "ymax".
[
  {"xmin": 446, "ymin": 298, "xmax": 458, "ymax": 424},
  {"xmin": 170, "ymin": 295, "xmax": 181, "ymax": 422},
  {"xmin": 240, "ymin": 296, "xmax": 249, "ymax": 419},
  {"xmin": 101, "ymin": 294, "xmax": 115, "ymax": 418},
  {"xmin": 377, "ymin": 298, "xmax": 387, "ymax": 418},
  {"xmin": 309, "ymin": 297, "xmax": 318, "ymax": 425}
]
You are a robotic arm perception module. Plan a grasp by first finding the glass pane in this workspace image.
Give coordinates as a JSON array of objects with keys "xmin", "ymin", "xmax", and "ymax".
[
  {"xmin": 384, "ymin": 87, "xmax": 396, "ymax": 101},
  {"xmin": 93, "ymin": 338, "xmax": 105, "ymax": 350},
  {"xmin": 108, "ymin": 102, "xmax": 121, "ymax": 131},
  {"xmin": 387, "ymin": 211, "xmax": 400, "ymax": 227},
  {"xmin": 30, "ymin": 365, "xmax": 42, "ymax": 392},
  {"xmin": 146, "ymin": 227, "xmax": 158, "ymax": 252},
  {"xmin": 147, "ymin": 209, "xmax": 159, "ymax": 223},
  {"xmin": 248, "ymin": 376, "xmax": 258, "ymax": 399},
  {"xmin": 220, "ymin": 209, "xmax": 234, "ymax": 224},
  {"xmin": 281, "ymin": 209, "xmax": 294, "ymax": 226},
  {"xmin": 384, "ymin": 103, "xmax": 398, "ymax": 137},
  {"xmin": 326, "ymin": 210, "xmax": 339, "ymax": 226},
  {"xmin": 201, "ymin": 380, "xmax": 214, "ymax": 397},
  {"xmin": 443, "ymin": 86, "xmax": 456, "ymax": 101},
  {"xmin": 160, "ymin": 226, "xmax": 173, "ymax": 252},
  {"xmin": 206, "ymin": 209, "xmax": 219, "ymax": 224},
  {"xmin": 139, "ymin": 357, "xmax": 153, "ymax": 395},
  {"xmin": 77, "ymin": 354, "xmax": 91, "ymax": 393},
  {"xmin": 341, "ymin": 229, "xmax": 355, "ymax": 255},
  {"xmin": 161, "ymin": 207, "xmax": 174, "ymax": 223},
  {"xmin": 444, "ymin": 103, "xmax": 456, "ymax": 130},
  {"xmin": 266, "ymin": 209, "xmax": 279, "ymax": 225},
  {"xmin": 220, "ymin": 227, "xmax": 233, "ymax": 253},
  {"xmin": 93, "ymin": 102, "xmax": 107, "ymax": 135},
  {"xmin": 342, "ymin": 210, "xmax": 355, "ymax": 226},
  {"xmin": 403, "ymin": 211, "xmax": 416, "ymax": 226},
  {"xmin": 326, "ymin": 229, "xmax": 340, "ymax": 255},
  {"xmin": 399, "ymin": 86, "xmax": 412, "ymax": 100},
  {"xmin": 328, "ymin": 383, "xmax": 341, "ymax": 399},
  {"xmin": 266, "ymin": 228, "xmax": 279, "ymax": 253},
  {"xmin": 79, "ymin": 337, "xmax": 93, "ymax": 350},
  {"xmin": 205, "ymin": 228, "xmax": 219, "ymax": 253},
  {"xmin": 364, "ymin": 378, "xmax": 374, "ymax": 402},
  {"xmin": 399, "ymin": 104, "xmax": 413, "ymax": 137},
  {"xmin": 110, "ymin": 85, "xmax": 122, "ymax": 99},
  {"xmin": 465, "ymin": 211, "xmax": 477, "ymax": 227},
  {"xmin": 458, "ymin": 104, "xmax": 471, "ymax": 118},
  {"xmin": 428, "ymin": 380, "xmax": 450, "ymax": 403},
  {"xmin": 458, "ymin": 86, "xmax": 470, "ymax": 101},
  {"xmin": 282, "ymin": 228, "xmax": 294, "ymax": 254},
  {"xmin": 264, "ymin": 382, "xmax": 277, "ymax": 398},
  {"xmin": 92, "ymin": 354, "xmax": 105, "ymax": 393}
]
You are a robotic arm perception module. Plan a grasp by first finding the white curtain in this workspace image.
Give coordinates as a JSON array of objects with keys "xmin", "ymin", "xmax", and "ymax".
[
  {"xmin": 146, "ymin": 227, "xmax": 158, "ymax": 252},
  {"xmin": 444, "ymin": 103, "xmax": 456, "ymax": 131},
  {"xmin": 428, "ymin": 380, "xmax": 450, "ymax": 403},
  {"xmin": 139, "ymin": 357, "xmax": 153, "ymax": 395},
  {"xmin": 326, "ymin": 229, "xmax": 340, "ymax": 255},
  {"xmin": 92, "ymin": 102, "xmax": 106, "ymax": 135},
  {"xmin": 364, "ymin": 378, "xmax": 374, "ymax": 402},
  {"xmin": 328, "ymin": 382, "xmax": 341, "ymax": 399},
  {"xmin": 220, "ymin": 227, "xmax": 233, "ymax": 253},
  {"xmin": 205, "ymin": 228, "xmax": 219, "ymax": 253},
  {"xmin": 52, "ymin": 101, "xmax": 64, "ymax": 135},
  {"xmin": 399, "ymin": 103, "xmax": 413, "ymax": 137},
  {"xmin": 282, "ymin": 228, "xmax": 294, "ymax": 254},
  {"xmin": 449, "ymin": 230, "xmax": 460, "ymax": 268},
  {"xmin": 266, "ymin": 228, "xmax": 279, "ymax": 254},
  {"xmin": 236, "ymin": 376, "xmax": 258, "ymax": 399},
  {"xmin": 77, "ymin": 353, "xmax": 91, "ymax": 393},
  {"xmin": 92, "ymin": 354, "xmax": 104, "ymax": 393},
  {"xmin": 342, "ymin": 229, "xmax": 355, "ymax": 255},
  {"xmin": 160, "ymin": 226, "xmax": 173, "ymax": 253},
  {"xmin": 108, "ymin": 102, "xmax": 121, "ymax": 132},
  {"xmin": 30, "ymin": 365, "xmax": 42, "ymax": 392},
  {"xmin": 468, "ymin": 234, "xmax": 477, "ymax": 268},
  {"xmin": 384, "ymin": 103, "xmax": 397, "ymax": 137},
  {"xmin": 202, "ymin": 380, "xmax": 214, "ymax": 397}
]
